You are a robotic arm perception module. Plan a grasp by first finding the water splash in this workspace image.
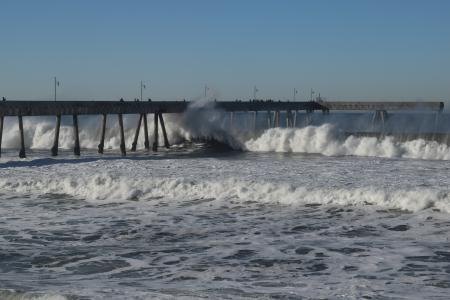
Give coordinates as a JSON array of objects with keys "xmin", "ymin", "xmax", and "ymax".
[{"xmin": 245, "ymin": 125, "xmax": 450, "ymax": 160}]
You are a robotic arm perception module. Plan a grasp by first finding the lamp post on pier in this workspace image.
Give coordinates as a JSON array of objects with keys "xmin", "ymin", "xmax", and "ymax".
[
  {"xmin": 293, "ymin": 88, "xmax": 298, "ymax": 101},
  {"xmin": 310, "ymin": 88, "xmax": 315, "ymax": 101},
  {"xmin": 54, "ymin": 77, "xmax": 60, "ymax": 101},
  {"xmin": 204, "ymin": 84, "xmax": 209, "ymax": 98},
  {"xmin": 253, "ymin": 86, "xmax": 258, "ymax": 100},
  {"xmin": 140, "ymin": 81, "xmax": 147, "ymax": 101}
]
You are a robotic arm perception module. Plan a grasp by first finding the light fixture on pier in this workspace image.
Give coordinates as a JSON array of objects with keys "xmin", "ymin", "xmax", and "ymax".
[
  {"xmin": 253, "ymin": 86, "xmax": 259, "ymax": 100},
  {"xmin": 204, "ymin": 84, "xmax": 209, "ymax": 98},
  {"xmin": 54, "ymin": 77, "xmax": 60, "ymax": 101},
  {"xmin": 140, "ymin": 81, "xmax": 147, "ymax": 101}
]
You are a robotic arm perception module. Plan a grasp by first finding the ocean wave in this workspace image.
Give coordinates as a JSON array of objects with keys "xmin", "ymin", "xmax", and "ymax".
[
  {"xmin": 0, "ymin": 115, "xmax": 184, "ymax": 151},
  {"xmin": 0, "ymin": 174, "xmax": 448, "ymax": 213},
  {"xmin": 0, "ymin": 289, "xmax": 68, "ymax": 300},
  {"xmin": 244, "ymin": 125, "xmax": 450, "ymax": 160},
  {"xmin": 2, "ymin": 115, "xmax": 450, "ymax": 161}
]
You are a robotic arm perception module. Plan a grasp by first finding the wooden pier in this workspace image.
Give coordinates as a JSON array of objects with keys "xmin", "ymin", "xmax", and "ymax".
[{"xmin": 0, "ymin": 99, "xmax": 445, "ymax": 158}]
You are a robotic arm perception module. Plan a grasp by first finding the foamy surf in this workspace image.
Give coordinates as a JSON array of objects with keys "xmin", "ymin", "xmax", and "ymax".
[
  {"xmin": 0, "ymin": 290, "xmax": 68, "ymax": 300},
  {"xmin": 244, "ymin": 125, "xmax": 450, "ymax": 160},
  {"xmin": 1, "ymin": 145, "xmax": 449, "ymax": 299},
  {"xmin": 0, "ymin": 174, "xmax": 448, "ymax": 213}
]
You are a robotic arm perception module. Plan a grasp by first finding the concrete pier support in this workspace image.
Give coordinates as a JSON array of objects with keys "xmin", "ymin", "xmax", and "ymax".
[
  {"xmin": 0, "ymin": 116, "xmax": 3, "ymax": 157},
  {"xmin": 98, "ymin": 114, "xmax": 107, "ymax": 154},
  {"xmin": 158, "ymin": 113, "xmax": 170, "ymax": 149},
  {"xmin": 286, "ymin": 111, "xmax": 295, "ymax": 128},
  {"xmin": 305, "ymin": 110, "xmax": 313, "ymax": 126},
  {"xmin": 51, "ymin": 114, "xmax": 61, "ymax": 156},
  {"xmin": 434, "ymin": 112, "xmax": 440, "ymax": 133},
  {"xmin": 152, "ymin": 112, "xmax": 159, "ymax": 152},
  {"xmin": 293, "ymin": 111, "xmax": 298, "ymax": 128},
  {"xmin": 118, "ymin": 113, "xmax": 126, "ymax": 156},
  {"xmin": 371, "ymin": 110, "xmax": 388, "ymax": 131},
  {"xmin": 274, "ymin": 111, "xmax": 280, "ymax": 127},
  {"xmin": 143, "ymin": 114, "xmax": 150, "ymax": 150},
  {"xmin": 267, "ymin": 111, "xmax": 272, "ymax": 128},
  {"xmin": 229, "ymin": 112, "xmax": 234, "ymax": 129},
  {"xmin": 18, "ymin": 115, "xmax": 26, "ymax": 158},
  {"xmin": 73, "ymin": 114, "xmax": 80, "ymax": 156},
  {"xmin": 253, "ymin": 111, "xmax": 257, "ymax": 130},
  {"xmin": 131, "ymin": 114, "xmax": 143, "ymax": 151}
]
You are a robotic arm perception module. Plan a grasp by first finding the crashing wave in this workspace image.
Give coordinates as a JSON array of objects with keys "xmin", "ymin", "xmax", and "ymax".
[
  {"xmin": 0, "ymin": 174, "xmax": 449, "ymax": 213},
  {"xmin": 244, "ymin": 125, "xmax": 450, "ymax": 160}
]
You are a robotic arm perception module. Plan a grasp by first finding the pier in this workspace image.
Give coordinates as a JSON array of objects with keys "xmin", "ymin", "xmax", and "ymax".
[{"xmin": 0, "ymin": 99, "xmax": 445, "ymax": 158}]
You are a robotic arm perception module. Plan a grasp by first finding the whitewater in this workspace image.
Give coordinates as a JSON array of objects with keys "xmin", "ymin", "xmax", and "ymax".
[{"xmin": 0, "ymin": 113, "xmax": 450, "ymax": 299}]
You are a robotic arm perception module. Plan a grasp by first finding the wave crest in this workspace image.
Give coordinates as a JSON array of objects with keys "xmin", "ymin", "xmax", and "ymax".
[
  {"xmin": 244, "ymin": 125, "xmax": 450, "ymax": 160},
  {"xmin": 1, "ymin": 174, "xmax": 449, "ymax": 213}
]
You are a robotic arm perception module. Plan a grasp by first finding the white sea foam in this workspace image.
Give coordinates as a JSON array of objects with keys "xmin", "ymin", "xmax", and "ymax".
[
  {"xmin": 1, "ymin": 115, "xmax": 185, "ymax": 151},
  {"xmin": 0, "ymin": 289, "xmax": 68, "ymax": 300},
  {"xmin": 2, "ymin": 112, "xmax": 450, "ymax": 161},
  {"xmin": 0, "ymin": 174, "xmax": 448, "ymax": 213},
  {"xmin": 245, "ymin": 125, "xmax": 450, "ymax": 160}
]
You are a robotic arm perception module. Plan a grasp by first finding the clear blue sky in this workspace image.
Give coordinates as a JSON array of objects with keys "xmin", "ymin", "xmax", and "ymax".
[{"xmin": 1, "ymin": 0, "xmax": 449, "ymax": 102}]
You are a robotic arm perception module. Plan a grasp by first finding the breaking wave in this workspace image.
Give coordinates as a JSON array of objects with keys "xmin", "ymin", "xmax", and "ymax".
[
  {"xmin": 0, "ymin": 115, "xmax": 185, "ymax": 150},
  {"xmin": 0, "ymin": 289, "xmax": 68, "ymax": 300},
  {"xmin": 2, "ymin": 113, "xmax": 450, "ymax": 161},
  {"xmin": 244, "ymin": 124, "xmax": 450, "ymax": 160},
  {"xmin": 0, "ymin": 174, "xmax": 449, "ymax": 213}
]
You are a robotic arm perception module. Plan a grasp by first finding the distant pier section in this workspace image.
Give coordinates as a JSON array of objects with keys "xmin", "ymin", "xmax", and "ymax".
[
  {"xmin": 321, "ymin": 101, "xmax": 444, "ymax": 112},
  {"xmin": 0, "ymin": 99, "xmax": 445, "ymax": 158}
]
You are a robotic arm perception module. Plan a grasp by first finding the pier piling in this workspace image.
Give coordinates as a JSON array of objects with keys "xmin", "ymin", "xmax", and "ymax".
[
  {"xmin": 73, "ymin": 114, "xmax": 80, "ymax": 156},
  {"xmin": 143, "ymin": 114, "xmax": 150, "ymax": 150},
  {"xmin": 51, "ymin": 114, "xmax": 61, "ymax": 156},
  {"xmin": 131, "ymin": 114, "xmax": 143, "ymax": 151},
  {"xmin": 229, "ymin": 112, "xmax": 234, "ymax": 129},
  {"xmin": 286, "ymin": 110, "xmax": 295, "ymax": 128},
  {"xmin": 118, "ymin": 113, "xmax": 126, "ymax": 156},
  {"xmin": 18, "ymin": 115, "xmax": 26, "ymax": 158},
  {"xmin": 274, "ymin": 111, "xmax": 280, "ymax": 127},
  {"xmin": 152, "ymin": 112, "xmax": 159, "ymax": 152},
  {"xmin": 305, "ymin": 110, "xmax": 313, "ymax": 126},
  {"xmin": 371, "ymin": 110, "xmax": 388, "ymax": 131},
  {"xmin": 267, "ymin": 111, "xmax": 272, "ymax": 128},
  {"xmin": 158, "ymin": 113, "xmax": 170, "ymax": 149},
  {"xmin": 0, "ymin": 99, "xmax": 443, "ymax": 157},
  {"xmin": 98, "ymin": 114, "xmax": 107, "ymax": 154},
  {"xmin": 0, "ymin": 115, "xmax": 3, "ymax": 157}
]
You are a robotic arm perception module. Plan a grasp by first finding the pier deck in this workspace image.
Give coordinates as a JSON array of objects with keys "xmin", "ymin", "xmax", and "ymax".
[{"xmin": 0, "ymin": 100, "xmax": 326, "ymax": 116}]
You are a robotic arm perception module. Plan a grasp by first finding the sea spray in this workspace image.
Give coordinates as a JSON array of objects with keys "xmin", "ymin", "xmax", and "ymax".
[
  {"xmin": 172, "ymin": 100, "xmax": 244, "ymax": 149},
  {"xmin": 2, "ymin": 112, "xmax": 450, "ymax": 161},
  {"xmin": 245, "ymin": 125, "xmax": 450, "ymax": 160},
  {"xmin": 0, "ymin": 115, "xmax": 184, "ymax": 150}
]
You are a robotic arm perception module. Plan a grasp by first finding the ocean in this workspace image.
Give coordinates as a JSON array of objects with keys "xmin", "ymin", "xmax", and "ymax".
[{"xmin": 0, "ymin": 111, "xmax": 449, "ymax": 299}]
